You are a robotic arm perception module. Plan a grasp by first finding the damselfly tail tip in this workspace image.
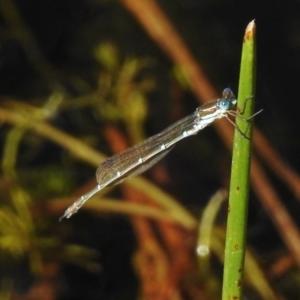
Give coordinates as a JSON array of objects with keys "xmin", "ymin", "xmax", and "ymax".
[
  {"xmin": 59, "ymin": 202, "xmax": 80, "ymax": 221},
  {"xmin": 59, "ymin": 206, "xmax": 74, "ymax": 221},
  {"xmin": 59, "ymin": 212, "xmax": 68, "ymax": 222}
]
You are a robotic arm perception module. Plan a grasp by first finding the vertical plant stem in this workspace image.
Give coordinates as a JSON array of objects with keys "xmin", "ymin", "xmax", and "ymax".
[{"xmin": 222, "ymin": 20, "xmax": 256, "ymax": 299}]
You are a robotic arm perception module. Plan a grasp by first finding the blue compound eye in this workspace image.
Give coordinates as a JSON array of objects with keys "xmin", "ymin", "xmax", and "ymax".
[{"xmin": 219, "ymin": 99, "xmax": 230, "ymax": 110}]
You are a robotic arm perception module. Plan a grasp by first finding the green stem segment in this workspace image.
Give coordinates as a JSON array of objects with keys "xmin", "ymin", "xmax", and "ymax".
[{"xmin": 222, "ymin": 20, "xmax": 256, "ymax": 299}]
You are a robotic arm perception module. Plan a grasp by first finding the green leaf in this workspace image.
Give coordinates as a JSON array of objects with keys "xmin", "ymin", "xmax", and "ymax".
[{"xmin": 222, "ymin": 20, "xmax": 256, "ymax": 299}]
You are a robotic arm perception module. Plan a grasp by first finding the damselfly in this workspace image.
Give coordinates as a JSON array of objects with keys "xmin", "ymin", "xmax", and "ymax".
[{"xmin": 60, "ymin": 88, "xmax": 256, "ymax": 221}]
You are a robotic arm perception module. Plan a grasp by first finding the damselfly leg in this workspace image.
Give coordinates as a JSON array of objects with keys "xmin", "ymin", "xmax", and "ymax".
[{"xmin": 225, "ymin": 95, "xmax": 263, "ymax": 138}]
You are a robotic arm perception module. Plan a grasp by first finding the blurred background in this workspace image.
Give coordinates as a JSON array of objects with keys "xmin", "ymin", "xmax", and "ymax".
[{"xmin": 1, "ymin": 0, "xmax": 300, "ymax": 299}]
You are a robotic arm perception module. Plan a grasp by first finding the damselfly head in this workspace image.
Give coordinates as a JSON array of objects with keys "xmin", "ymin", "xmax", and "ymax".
[
  {"xmin": 219, "ymin": 99, "xmax": 231, "ymax": 111},
  {"xmin": 222, "ymin": 88, "xmax": 237, "ymax": 105}
]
